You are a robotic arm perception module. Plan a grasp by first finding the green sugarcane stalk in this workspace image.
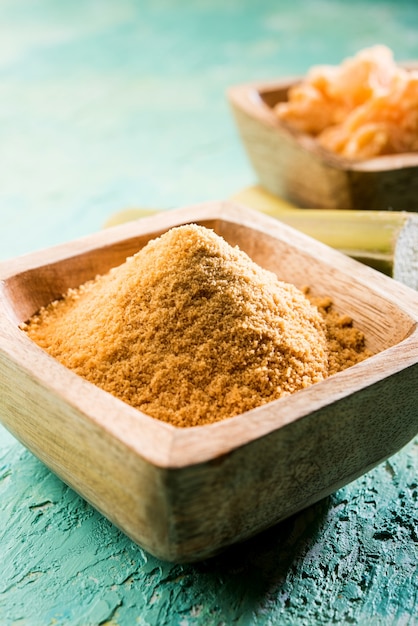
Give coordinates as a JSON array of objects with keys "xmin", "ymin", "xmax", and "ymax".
[{"xmin": 104, "ymin": 185, "xmax": 418, "ymax": 289}]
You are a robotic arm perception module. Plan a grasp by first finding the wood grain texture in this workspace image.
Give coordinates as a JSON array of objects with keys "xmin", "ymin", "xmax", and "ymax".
[
  {"xmin": 1, "ymin": 202, "xmax": 417, "ymax": 562},
  {"xmin": 228, "ymin": 72, "xmax": 418, "ymax": 211}
]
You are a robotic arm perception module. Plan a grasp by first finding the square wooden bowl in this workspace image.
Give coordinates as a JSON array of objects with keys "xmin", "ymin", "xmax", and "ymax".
[
  {"xmin": 228, "ymin": 70, "xmax": 418, "ymax": 211},
  {"xmin": 0, "ymin": 202, "xmax": 417, "ymax": 562}
]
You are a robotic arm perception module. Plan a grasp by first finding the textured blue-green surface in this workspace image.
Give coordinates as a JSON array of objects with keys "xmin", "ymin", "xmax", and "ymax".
[{"xmin": 0, "ymin": 1, "xmax": 417, "ymax": 625}]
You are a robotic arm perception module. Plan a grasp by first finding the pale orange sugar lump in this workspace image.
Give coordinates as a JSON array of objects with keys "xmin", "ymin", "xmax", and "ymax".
[
  {"xmin": 22, "ymin": 225, "xmax": 370, "ymax": 427},
  {"xmin": 275, "ymin": 45, "xmax": 418, "ymax": 159}
]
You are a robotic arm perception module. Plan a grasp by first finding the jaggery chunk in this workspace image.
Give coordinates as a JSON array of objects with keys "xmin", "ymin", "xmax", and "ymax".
[
  {"xmin": 23, "ymin": 225, "xmax": 331, "ymax": 426},
  {"xmin": 275, "ymin": 45, "xmax": 418, "ymax": 159}
]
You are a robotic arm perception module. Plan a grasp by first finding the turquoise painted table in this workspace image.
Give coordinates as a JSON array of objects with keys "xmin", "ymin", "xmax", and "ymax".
[{"xmin": 1, "ymin": 2, "xmax": 417, "ymax": 624}]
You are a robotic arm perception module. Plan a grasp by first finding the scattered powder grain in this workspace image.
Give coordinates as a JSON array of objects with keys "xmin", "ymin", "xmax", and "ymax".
[
  {"xmin": 303, "ymin": 290, "xmax": 372, "ymax": 375},
  {"xmin": 22, "ymin": 225, "xmax": 371, "ymax": 427}
]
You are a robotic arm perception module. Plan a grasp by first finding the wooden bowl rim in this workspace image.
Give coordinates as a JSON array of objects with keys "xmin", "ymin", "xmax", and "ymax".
[{"xmin": 1, "ymin": 202, "xmax": 417, "ymax": 469}]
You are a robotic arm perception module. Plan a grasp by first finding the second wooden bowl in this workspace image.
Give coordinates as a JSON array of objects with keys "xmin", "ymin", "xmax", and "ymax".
[
  {"xmin": 0, "ymin": 202, "xmax": 417, "ymax": 562},
  {"xmin": 228, "ymin": 76, "xmax": 418, "ymax": 211}
]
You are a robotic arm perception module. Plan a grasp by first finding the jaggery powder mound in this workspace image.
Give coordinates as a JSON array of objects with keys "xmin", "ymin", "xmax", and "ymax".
[{"xmin": 22, "ymin": 225, "xmax": 370, "ymax": 427}]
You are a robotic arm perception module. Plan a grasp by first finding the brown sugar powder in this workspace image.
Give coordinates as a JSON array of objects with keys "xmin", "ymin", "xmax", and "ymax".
[
  {"xmin": 22, "ymin": 225, "xmax": 371, "ymax": 427},
  {"xmin": 305, "ymin": 292, "xmax": 372, "ymax": 375}
]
